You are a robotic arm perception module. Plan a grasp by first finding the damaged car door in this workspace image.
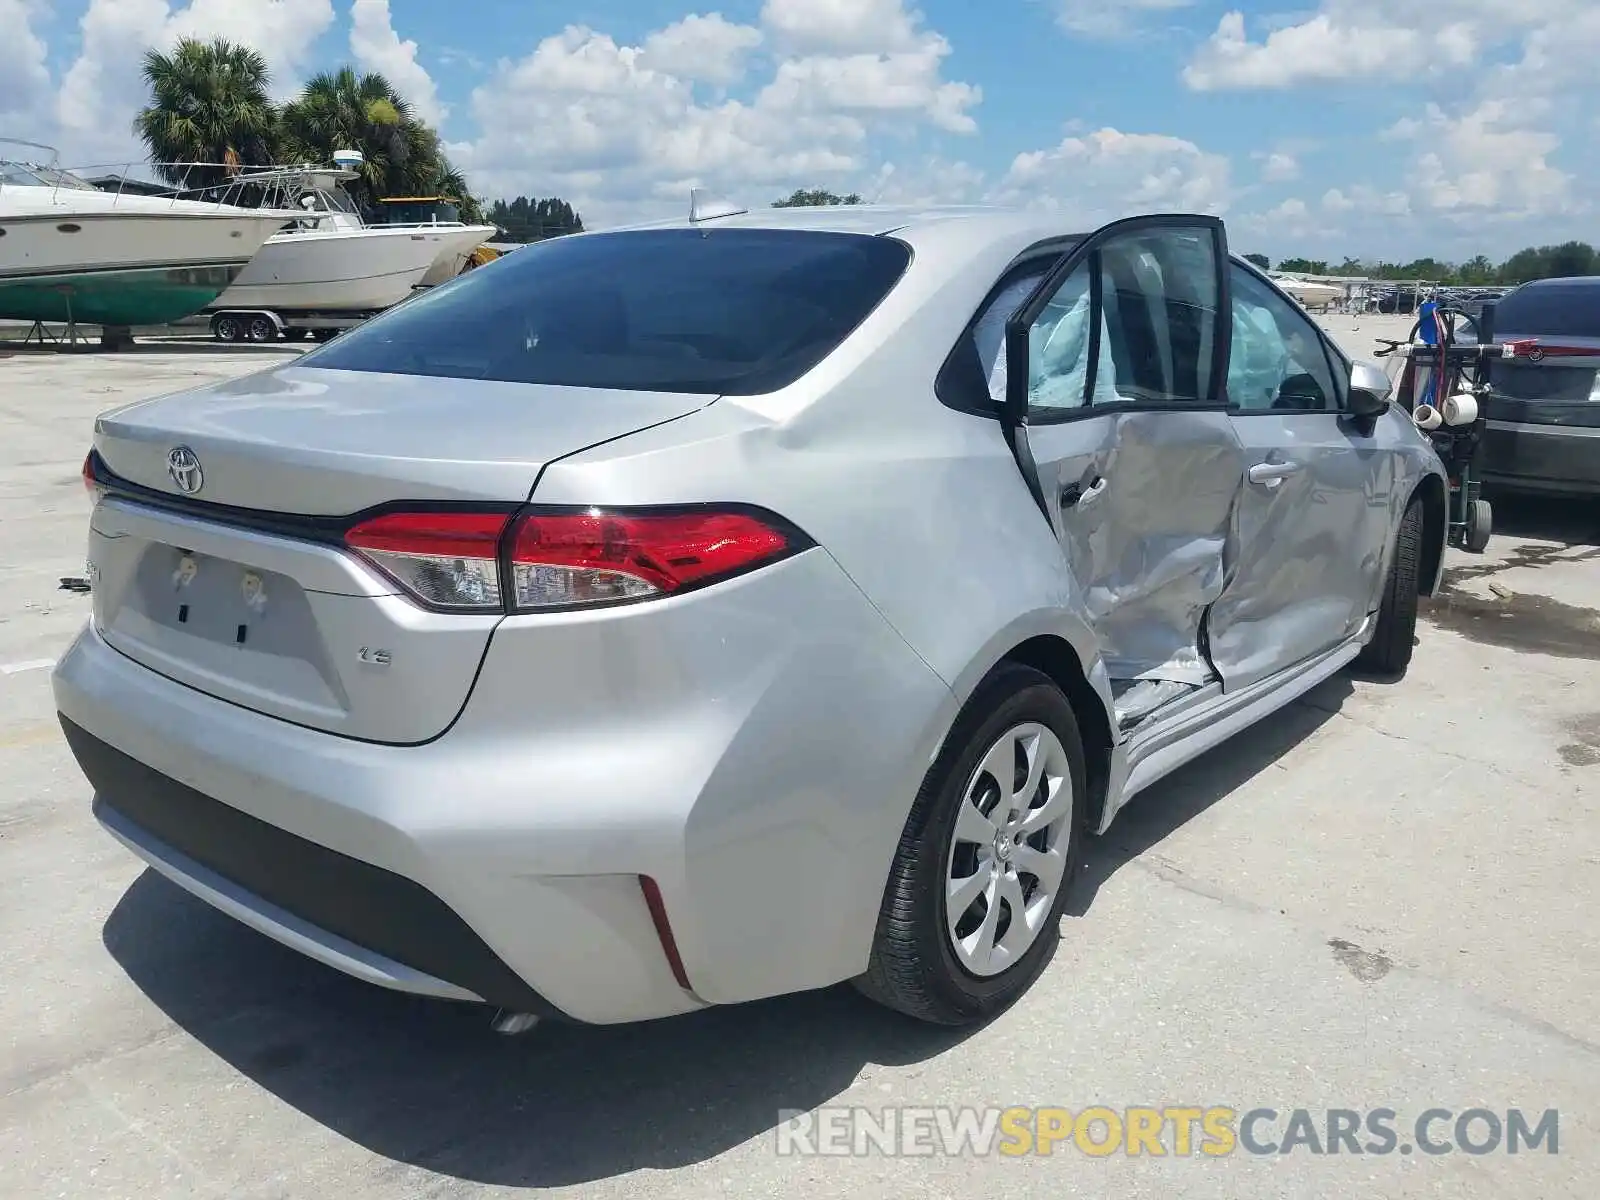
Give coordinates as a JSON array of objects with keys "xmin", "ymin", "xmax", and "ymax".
[
  {"xmin": 1001, "ymin": 216, "xmax": 1246, "ymax": 731},
  {"xmin": 1206, "ymin": 262, "xmax": 1391, "ymax": 690}
]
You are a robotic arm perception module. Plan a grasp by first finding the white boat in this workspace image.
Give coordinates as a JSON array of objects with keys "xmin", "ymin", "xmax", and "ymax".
[
  {"xmin": 0, "ymin": 140, "xmax": 295, "ymax": 328},
  {"xmin": 371, "ymin": 196, "xmax": 500, "ymax": 286},
  {"xmin": 208, "ymin": 163, "xmax": 495, "ymax": 314},
  {"xmin": 1274, "ymin": 276, "xmax": 1344, "ymax": 309}
]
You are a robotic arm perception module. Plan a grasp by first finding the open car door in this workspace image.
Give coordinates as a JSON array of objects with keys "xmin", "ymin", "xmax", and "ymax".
[{"xmin": 1000, "ymin": 215, "xmax": 1246, "ymax": 732}]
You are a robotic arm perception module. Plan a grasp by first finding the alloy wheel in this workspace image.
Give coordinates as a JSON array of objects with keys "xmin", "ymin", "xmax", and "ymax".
[{"xmin": 943, "ymin": 721, "xmax": 1074, "ymax": 977}]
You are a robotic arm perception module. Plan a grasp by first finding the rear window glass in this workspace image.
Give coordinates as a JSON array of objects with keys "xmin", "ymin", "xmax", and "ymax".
[
  {"xmin": 304, "ymin": 228, "xmax": 912, "ymax": 395},
  {"xmin": 1492, "ymin": 282, "xmax": 1600, "ymax": 338}
]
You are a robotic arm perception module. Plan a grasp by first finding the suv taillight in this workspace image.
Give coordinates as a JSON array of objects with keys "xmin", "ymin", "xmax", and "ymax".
[{"xmin": 343, "ymin": 506, "xmax": 804, "ymax": 613}]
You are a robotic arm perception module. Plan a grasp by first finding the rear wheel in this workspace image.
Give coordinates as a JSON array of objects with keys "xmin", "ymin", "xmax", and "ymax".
[
  {"xmin": 245, "ymin": 315, "xmax": 276, "ymax": 343},
  {"xmin": 855, "ymin": 663, "xmax": 1085, "ymax": 1025},
  {"xmin": 1355, "ymin": 497, "xmax": 1424, "ymax": 676},
  {"xmin": 1464, "ymin": 498, "xmax": 1492, "ymax": 553}
]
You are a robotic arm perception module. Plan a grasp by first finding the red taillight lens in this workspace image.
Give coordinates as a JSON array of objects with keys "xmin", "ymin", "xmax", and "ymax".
[
  {"xmin": 507, "ymin": 508, "xmax": 795, "ymax": 610},
  {"xmin": 82, "ymin": 452, "xmax": 100, "ymax": 499},
  {"xmin": 345, "ymin": 510, "xmax": 511, "ymax": 610}
]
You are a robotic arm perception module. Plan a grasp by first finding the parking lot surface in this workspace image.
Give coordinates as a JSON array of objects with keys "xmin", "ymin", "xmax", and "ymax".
[{"xmin": 2, "ymin": 332, "xmax": 1596, "ymax": 1198}]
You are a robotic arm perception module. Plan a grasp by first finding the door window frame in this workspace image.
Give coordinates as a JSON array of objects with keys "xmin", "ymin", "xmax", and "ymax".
[
  {"xmin": 1003, "ymin": 214, "xmax": 1233, "ymax": 426},
  {"xmin": 1226, "ymin": 260, "xmax": 1351, "ymax": 417},
  {"xmin": 934, "ymin": 241, "xmax": 1075, "ymax": 419}
]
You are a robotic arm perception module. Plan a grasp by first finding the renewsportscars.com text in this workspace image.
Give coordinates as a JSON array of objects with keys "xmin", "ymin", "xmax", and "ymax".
[{"xmin": 775, "ymin": 1106, "xmax": 1559, "ymax": 1158}]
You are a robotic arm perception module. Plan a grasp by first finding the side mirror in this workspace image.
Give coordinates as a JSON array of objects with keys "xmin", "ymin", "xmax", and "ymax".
[{"xmin": 1348, "ymin": 359, "xmax": 1392, "ymax": 417}]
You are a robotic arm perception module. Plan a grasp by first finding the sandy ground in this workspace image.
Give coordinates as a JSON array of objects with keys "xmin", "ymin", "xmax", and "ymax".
[{"xmin": 0, "ymin": 336, "xmax": 1595, "ymax": 1199}]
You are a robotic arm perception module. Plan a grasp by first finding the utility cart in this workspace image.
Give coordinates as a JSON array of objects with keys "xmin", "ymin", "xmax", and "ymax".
[{"xmin": 1373, "ymin": 298, "xmax": 1507, "ymax": 552}]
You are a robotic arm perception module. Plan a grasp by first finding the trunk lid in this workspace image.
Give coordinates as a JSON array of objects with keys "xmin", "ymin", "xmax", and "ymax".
[
  {"xmin": 88, "ymin": 365, "xmax": 707, "ymax": 743},
  {"xmin": 93, "ymin": 364, "xmax": 706, "ymax": 513}
]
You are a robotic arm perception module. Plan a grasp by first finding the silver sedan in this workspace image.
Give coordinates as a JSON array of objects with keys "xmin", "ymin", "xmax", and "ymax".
[{"xmin": 55, "ymin": 204, "xmax": 1447, "ymax": 1028}]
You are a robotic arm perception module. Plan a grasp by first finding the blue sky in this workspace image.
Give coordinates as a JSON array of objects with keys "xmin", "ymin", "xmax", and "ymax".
[{"xmin": 5, "ymin": 0, "xmax": 1597, "ymax": 262}]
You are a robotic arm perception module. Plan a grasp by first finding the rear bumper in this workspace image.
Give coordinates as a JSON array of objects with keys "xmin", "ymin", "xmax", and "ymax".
[
  {"xmin": 70, "ymin": 720, "xmax": 558, "ymax": 1014},
  {"xmin": 1481, "ymin": 419, "xmax": 1600, "ymax": 496},
  {"xmin": 54, "ymin": 549, "xmax": 955, "ymax": 1024}
]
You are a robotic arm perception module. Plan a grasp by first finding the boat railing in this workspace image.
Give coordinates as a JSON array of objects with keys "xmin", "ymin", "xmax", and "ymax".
[{"xmin": 0, "ymin": 142, "xmax": 341, "ymax": 218}]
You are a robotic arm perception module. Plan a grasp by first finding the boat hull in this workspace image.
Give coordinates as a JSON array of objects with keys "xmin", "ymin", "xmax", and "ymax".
[
  {"xmin": 0, "ymin": 209, "xmax": 289, "ymax": 325},
  {"xmin": 416, "ymin": 224, "xmax": 499, "ymax": 286},
  {"xmin": 211, "ymin": 226, "xmax": 490, "ymax": 312},
  {"xmin": 0, "ymin": 263, "xmax": 248, "ymax": 325}
]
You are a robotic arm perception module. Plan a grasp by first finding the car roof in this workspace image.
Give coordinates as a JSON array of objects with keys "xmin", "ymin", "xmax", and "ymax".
[
  {"xmin": 605, "ymin": 202, "xmax": 1088, "ymax": 252},
  {"xmin": 1509, "ymin": 276, "xmax": 1600, "ymax": 290}
]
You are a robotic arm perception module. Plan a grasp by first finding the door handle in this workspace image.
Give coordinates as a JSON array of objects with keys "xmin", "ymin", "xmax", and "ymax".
[
  {"xmin": 1061, "ymin": 475, "xmax": 1107, "ymax": 508},
  {"xmin": 1247, "ymin": 461, "xmax": 1301, "ymax": 487}
]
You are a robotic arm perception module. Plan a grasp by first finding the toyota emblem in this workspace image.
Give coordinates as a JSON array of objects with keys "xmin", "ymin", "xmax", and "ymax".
[{"xmin": 166, "ymin": 446, "xmax": 204, "ymax": 494}]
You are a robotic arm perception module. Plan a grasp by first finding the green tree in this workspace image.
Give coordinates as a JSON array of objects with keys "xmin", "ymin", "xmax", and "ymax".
[
  {"xmin": 486, "ymin": 196, "xmax": 584, "ymax": 242},
  {"xmin": 1496, "ymin": 242, "xmax": 1597, "ymax": 284},
  {"xmin": 134, "ymin": 37, "xmax": 280, "ymax": 189},
  {"xmin": 1276, "ymin": 257, "xmax": 1329, "ymax": 275},
  {"xmin": 1457, "ymin": 255, "xmax": 1495, "ymax": 285},
  {"xmin": 1243, "ymin": 253, "xmax": 1271, "ymax": 270},
  {"xmin": 773, "ymin": 188, "xmax": 863, "ymax": 207},
  {"xmin": 278, "ymin": 68, "xmax": 447, "ymax": 211}
]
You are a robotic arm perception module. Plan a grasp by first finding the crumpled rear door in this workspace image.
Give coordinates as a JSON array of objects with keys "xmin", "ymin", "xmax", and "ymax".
[{"xmin": 1001, "ymin": 216, "xmax": 1246, "ymax": 727}]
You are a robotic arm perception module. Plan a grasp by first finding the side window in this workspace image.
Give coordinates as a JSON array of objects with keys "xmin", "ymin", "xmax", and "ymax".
[
  {"xmin": 1228, "ymin": 265, "xmax": 1342, "ymax": 412},
  {"xmin": 1025, "ymin": 262, "xmax": 1117, "ymax": 411},
  {"xmin": 1019, "ymin": 225, "xmax": 1221, "ymax": 415}
]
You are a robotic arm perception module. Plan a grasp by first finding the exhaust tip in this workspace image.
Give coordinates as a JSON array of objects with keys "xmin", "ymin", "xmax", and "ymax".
[{"xmin": 490, "ymin": 1009, "xmax": 541, "ymax": 1036}]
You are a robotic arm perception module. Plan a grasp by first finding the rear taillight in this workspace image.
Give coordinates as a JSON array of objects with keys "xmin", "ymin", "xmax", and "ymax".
[
  {"xmin": 343, "ymin": 505, "xmax": 803, "ymax": 613},
  {"xmin": 82, "ymin": 452, "xmax": 101, "ymax": 500},
  {"xmin": 344, "ymin": 510, "xmax": 509, "ymax": 611},
  {"xmin": 507, "ymin": 509, "xmax": 794, "ymax": 610}
]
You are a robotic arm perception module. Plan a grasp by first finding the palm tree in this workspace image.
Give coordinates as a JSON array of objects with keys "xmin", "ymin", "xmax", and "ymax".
[
  {"xmin": 279, "ymin": 68, "xmax": 445, "ymax": 211},
  {"xmin": 134, "ymin": 38, "xmax": 279, "ymax": 190}
]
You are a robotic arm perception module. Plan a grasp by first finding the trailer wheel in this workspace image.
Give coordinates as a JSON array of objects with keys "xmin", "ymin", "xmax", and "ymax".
[
  {"xmin": 245, "ymin": 315, "xmax": 277, "ymax": 343},
  {"xmin": 213, "ymin": 315, "xmax": 243, "ymax": 343},
  {"xmin": 1464, "ymin": 498, "xmax": 1492, "ymax": 553}
]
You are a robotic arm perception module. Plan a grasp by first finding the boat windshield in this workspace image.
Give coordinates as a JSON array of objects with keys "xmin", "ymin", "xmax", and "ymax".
[
  {"xmin": 297, "ymin": 185, "xmax": 361, "ymax": 215},
  {"xmin": 379, "ymin": 199, "xmax": 461, "ymax": 224},
  {"xmin": 1, "ymin": 162, "xmax": 98, "ymax": 190}
]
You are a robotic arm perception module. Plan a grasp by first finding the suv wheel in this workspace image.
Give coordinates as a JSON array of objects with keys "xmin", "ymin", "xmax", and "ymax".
[{"xmin": 855, "ymin": 663, "xmax": 1086, "ymax": 1025}]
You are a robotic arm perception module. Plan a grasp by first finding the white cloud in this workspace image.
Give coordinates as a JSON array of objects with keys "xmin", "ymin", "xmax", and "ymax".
[
  {"xmin": 1056, "ymin": 0, "xmax": 1192, "ymax": 40},
  {"xmin": 350, "ymin": 0, "xmax": 445, "ymax": 126},
  {"xmin": 0, "ymin": 0, "xmax": 52, "ymax": 127},
  {"xmin": 1257, "ymin": 151, "xmax": 1299, "ymax": 182},
  {"xmin": 452, "ymin": 3, "xmax": 980, "ymax": 225},
  {"xmin": 55, "ymin": 0, "xmax": 336, "ymax": 165},
  {"xmin": 759, "ymin": 0, "xmax": 922, "ymax": 54},
  {"xmin": 1394, "ymin": 101, "xmax": 1572, "ymax": 220},
  {"xmin": 989, "ymin": 128, "xmax": 1233, "ymax": 225},
  {"xmin": 760, "ymin": 42, "xmax": 979, "ymax": 134},
  {"xmin": 640, "ymin": 14, "xmax": 763, "ymax": 86},
  {"xmin": 1184, "ymin": 9, "xmax": 1476, "ymax": 91}
]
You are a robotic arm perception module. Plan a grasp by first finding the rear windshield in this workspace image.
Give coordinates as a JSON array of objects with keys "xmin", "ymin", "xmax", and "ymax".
[
  {"xmin": 304, "ymin": 227, "xmax": 912, "ymax": 394},
  {"xmin": 1492, "ymin": 281, "xmax": 1600, "ymax": 338}
]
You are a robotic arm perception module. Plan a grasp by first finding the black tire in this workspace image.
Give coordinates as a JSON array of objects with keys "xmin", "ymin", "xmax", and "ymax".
[
  {"xmin": 854, "ymin": 663, "xmax": 1087, "ymax": 1025},
  {"xmin": 1355, "ymin": 497, "xmax": 1425, "ymax": 676},
  {"xmin": 1464, "ymin": 498, "xmax": 1492, "ymax": 553},
  {"xmin": 245, "ymin": 315, "xmax": 276, "ymax": 343},
  {"xmin": 213, "ymin": 316, "xmax": 242, "ymax": 343}
]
